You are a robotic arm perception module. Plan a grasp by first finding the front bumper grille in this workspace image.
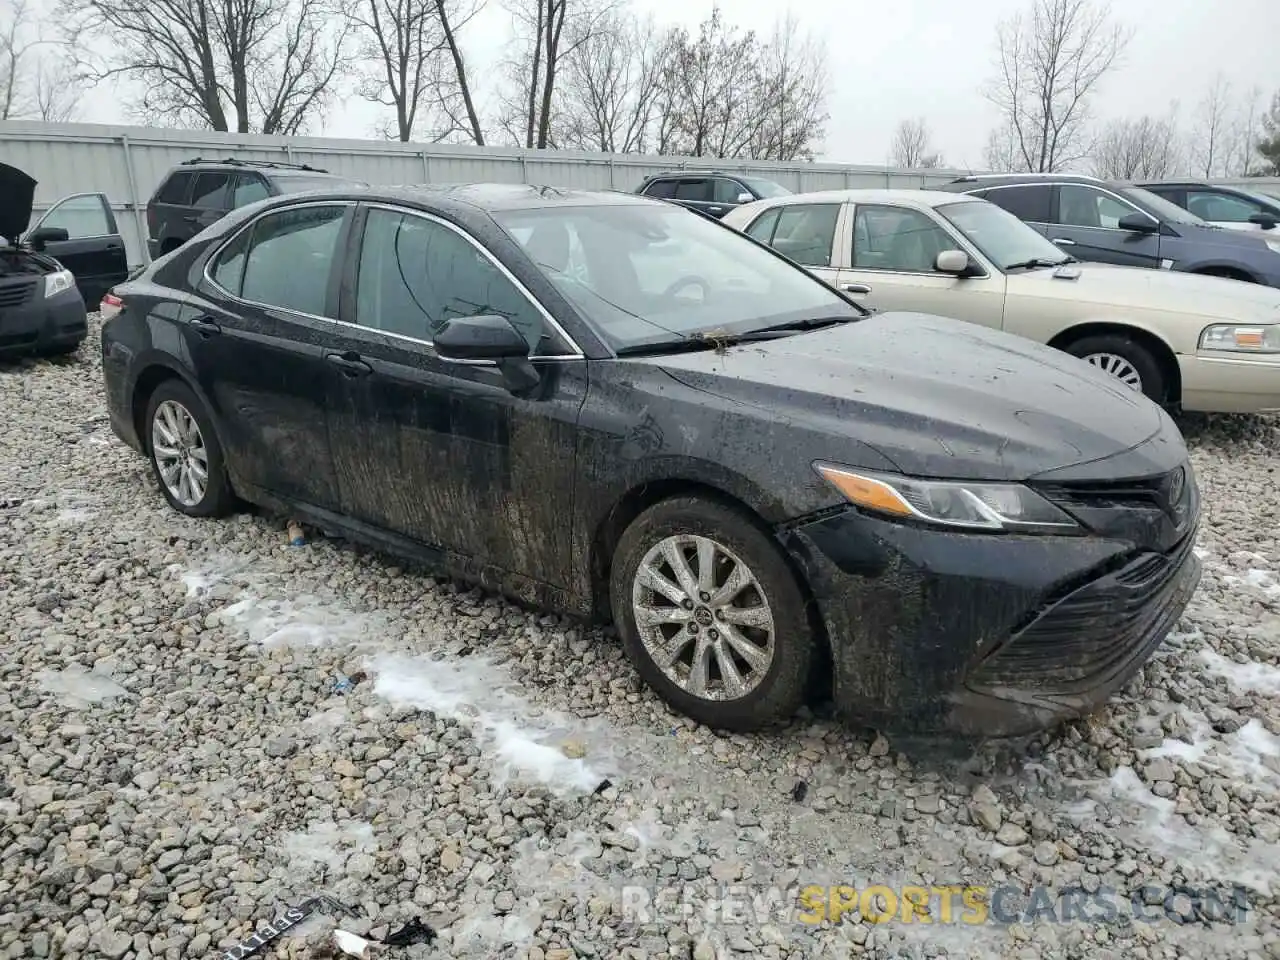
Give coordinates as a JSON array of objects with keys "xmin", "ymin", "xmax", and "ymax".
[
  {"xmin": 968, "ymin": 527, "xmax": 1200, "ymax": 694},
  {"xmin": 0, "ymin": 280, "xmax": 38, "ymax": 310}
]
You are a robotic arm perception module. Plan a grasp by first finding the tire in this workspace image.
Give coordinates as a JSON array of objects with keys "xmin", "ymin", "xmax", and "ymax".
[
  {"xmin": 1062, "ymin": 333, "xmax": 1167, "ymax": 404},
  {"xmin": 143, "ymin": 379, "xmax": 236, "ymax": 518},
  {"xmin": 609, "ymin": 495, "xmax": 814, "ymax": 732}
]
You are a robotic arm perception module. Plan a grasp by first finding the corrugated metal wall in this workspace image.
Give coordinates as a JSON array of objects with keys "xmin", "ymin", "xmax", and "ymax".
[{"xmin": 0, "ymin": 119, "xmax": 979, "ymax": 267}]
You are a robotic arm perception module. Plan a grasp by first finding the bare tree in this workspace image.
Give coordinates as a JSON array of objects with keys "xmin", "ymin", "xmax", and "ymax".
[
  {"xmin": 555, "ymin": 10, "xmax": 669, "ymax": 153},
  {"xmin": 661, "ymin": 7, "xmax": 758, "ymax": 158},
  {"xmin": 61, "ymin": 0, "xmax": 347, "ymax": 133},
  {"xmin": 890, "ymin": 117, "xmax": 941, "ymax": 168},
  {"xmin": 745, "ymin": 13, "xmax": 828, "ymax": 161},
  {"xmin": 983, "ymin": 123, "xmax": 1021, "ymax": 172},
  {"xmin": 1231, "ymin": 85, "xmax": 1267, "ymax": 176},
  {"xmin": 1, "ymin": 0, "xmax": 80, "ymax": 120},
  {"xmin": 1091, "ymin": 113, "xmax": 1183, "ymax": 179},
  {"xmin": 495, "ymin": 0, "xmax": 613, "ymax": 149},
  {"xmin": 1190, "ymin": 73, "xmax": 1234, "ymax": 178},
  {"xmin": 984, "ymin": 0, "xmax": 1131, "ymax": 172},
  {"xmin": 1259, "ymin": 91, "xmax": 1280, "ymax": 176},
  {"xmin": 347, "ymin": 0, "xmax": 483, "ymax": 143}
]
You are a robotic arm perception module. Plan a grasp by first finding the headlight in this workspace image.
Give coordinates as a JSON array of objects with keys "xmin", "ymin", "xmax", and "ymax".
[
  {"xmin": 813, "ymin": 463, "xmax": 1081, "ymax": 533},
  {"xmin": 1265, "ymin": 238, "xmax": 1280, "ymax": 256},
  {"xmin": 1198, "ymin": 323, "xmax": 1280, "ymax": 353},
  {"xmin": 44, "ymin": 269, "xmax": 75, "ymax": 298}
]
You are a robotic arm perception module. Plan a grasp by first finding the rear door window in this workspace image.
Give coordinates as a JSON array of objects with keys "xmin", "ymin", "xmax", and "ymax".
[
  {"xmin": 231, "ymin": 175, "xmax": 271, "ymax": 208},
  {"xmin": 982, "ymin": 185, "xmax": 1053, "ymax": 223},
  {"xmin": 643, "ymin": 179, "xmax": 677, "ymax": 199},
  {"xmin": 214, "ymin": 205, "xmax": 347, "ymax": 317},
  {"xmin": 673, "ymin": 179, "xmax": 711, "ymax": 202},
  {"xmin": 769, "ymin": 203, "xmax": 840, "ymax": 267},
  {"xmin": 190, "ymin": 172, "xmax": 233, "ymax": 211}
]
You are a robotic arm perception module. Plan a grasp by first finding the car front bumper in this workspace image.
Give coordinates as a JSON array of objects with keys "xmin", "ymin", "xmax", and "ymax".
[
  {"xmin": 0, "ymin": 284, "xmax": 88, "ymax": 357},
  {"xmin": 1179, "ymin": 353, "xmax": 1280, "ymax": 414},
  {"xmin": 781, "ymin": 507, "xmax": 1201, "ymax": 738}
]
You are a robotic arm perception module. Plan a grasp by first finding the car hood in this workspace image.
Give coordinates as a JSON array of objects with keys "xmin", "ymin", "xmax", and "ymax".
[
  {"xmin": 0, "ymin": 161, "xmax": 37, "ymax": 247},
  {"xmin": 1013, "ymin": 260, "xmax": 1280, "ymax": 319},
  {"xmin": 1173, "ymin": 218, "xmax": 1280, "ymax": 254},
  {"xmin": 633, "ymin": 312, "xmax": 1170, "ymax": 481}
]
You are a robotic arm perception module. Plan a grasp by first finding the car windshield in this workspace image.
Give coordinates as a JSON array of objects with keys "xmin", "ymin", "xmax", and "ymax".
[
  {"xmin": 492, "ymin": 202, "xmax": 860, "ymax": 353},
  {"xmin": 935, "ymin": 200, "xmax": 1070, "ymax": 271},
  {"xmin": 740, "ymin": 177, "xmax": 791, "ymax": 198},
  {"xmin": 1241, "ymin": 188, "xmax": 1280, "ymax": 211},
  {"xmin": 1118, "ymin": 186, "xmax": 1206, "ymax": 226},
  {"xmin": 273, "ymin": 175, "xmax": 364, "ymax": 194}
]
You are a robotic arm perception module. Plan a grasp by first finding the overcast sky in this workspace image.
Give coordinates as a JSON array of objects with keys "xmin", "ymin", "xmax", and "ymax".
[{"xmin": 71, "ymin": 0, "xmax": 1280, "ymax": 167}]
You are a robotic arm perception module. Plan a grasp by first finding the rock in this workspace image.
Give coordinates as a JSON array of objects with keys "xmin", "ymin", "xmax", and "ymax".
[{"xmin": 995, "ymin": 823, "xmax": 1028, "ymax": 847}]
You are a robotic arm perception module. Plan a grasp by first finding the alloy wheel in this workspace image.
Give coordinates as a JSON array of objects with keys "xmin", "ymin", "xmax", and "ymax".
[
  {"xmin": 1083, "ymin": 352, "xmax": 1144, "ymax": 392},
  {"xmin": 151, "ymin": 399, "xmax": 209, "ymax": 507},
  {"xmin": 631, "ymin": 534, "xmax": 776, "ymax": 701}
]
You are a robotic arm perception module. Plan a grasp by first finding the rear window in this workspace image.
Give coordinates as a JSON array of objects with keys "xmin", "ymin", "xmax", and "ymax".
[{"xmin": 155, "ymin": 172, "xmax": 194, "ymax": 204}]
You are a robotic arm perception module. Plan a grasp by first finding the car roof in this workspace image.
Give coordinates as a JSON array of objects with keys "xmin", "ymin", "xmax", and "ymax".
[
  {"xmin": 168, "ymin": 159, "xmax": 338, "ymax": 176},
  {"xmin": 246, "ymin": 182, "xmax": 666, "ymax": 214},
  {"xmin": 731, "ymin": 188, "xmax": 986, "ymax": 210},
  {"xmin": 937, "ymin": 173, "xmax": 1117, "ymax": 191}
]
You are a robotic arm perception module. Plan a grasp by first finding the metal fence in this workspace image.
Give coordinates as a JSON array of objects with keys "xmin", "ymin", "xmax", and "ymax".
[{"xmin": 0, "ymin": 119, "xmax": 980, "ymax": 267}]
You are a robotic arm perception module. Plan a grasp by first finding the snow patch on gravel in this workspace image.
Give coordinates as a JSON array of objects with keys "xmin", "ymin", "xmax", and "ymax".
[{"xmin": 34, "ymin": 665, "xmax": 128, "ymax": 706}]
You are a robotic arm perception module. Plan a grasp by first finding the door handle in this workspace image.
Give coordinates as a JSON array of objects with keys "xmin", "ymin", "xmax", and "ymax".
[
  {"xmin": 326, "ymin": 351, "xmax": 373, "ymax": 377},
  {"xmin": 189, "ymin": 316, "xmax": 221, "ymax": 338},
  {"xmin": 842, "ymin": 283, "xmax": 872, "ymax": 294},
  {"xmin": 1051, "ymin": 238, "xmax": 1076, "ymax": 246},
  {"xmin": 707, "ymin": 206, "xmax": 723, "ymax": 213},
  {"xmin": 182, "ymin": 216, "xmax": 199, "ymax": 223}
]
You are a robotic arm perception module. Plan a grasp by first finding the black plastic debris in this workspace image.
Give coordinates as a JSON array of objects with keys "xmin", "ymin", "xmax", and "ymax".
[
  {"xmin": 382, "ymin": 918, "xmax": 437, "ymax": 947},
  {"xmin": 592, "ymin": 779, "xmax": 613, "ymax": 796},
  {"xmin": 790, "ymin": 780, "xmax": 808, "ymax": 802},
  {"xmin": 0, "ymin": 497, "xmax": 23, "ymax": 510}
]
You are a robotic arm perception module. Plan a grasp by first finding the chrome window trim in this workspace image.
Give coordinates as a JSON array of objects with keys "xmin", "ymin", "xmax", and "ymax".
[{"xmin": 201, "ymin": 198, "xmax": 587, "ymax": 364}]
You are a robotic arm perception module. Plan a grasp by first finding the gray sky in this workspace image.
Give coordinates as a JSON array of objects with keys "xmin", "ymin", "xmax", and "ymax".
[{"xmin": 73, "ymin": 0, "xmax": 1280, "ymax": 167}]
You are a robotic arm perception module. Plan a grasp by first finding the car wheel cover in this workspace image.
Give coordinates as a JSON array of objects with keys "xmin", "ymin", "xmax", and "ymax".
[
  {"xmin": 151, "ymin": 400, "xmax": 209, "ymax": 507},
  {"xmin": 631, "ymin": 533, "xmax": 776, "ymax": 702},
  {"xmin": 1083, "ymin": 352, "xmax": 1144, "ymax": 391}
]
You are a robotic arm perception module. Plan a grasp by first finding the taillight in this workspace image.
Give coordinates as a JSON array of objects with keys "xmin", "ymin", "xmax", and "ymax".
[{"xmin": 100, "ymin": 292, "xmax": 123, "ymax": 319}]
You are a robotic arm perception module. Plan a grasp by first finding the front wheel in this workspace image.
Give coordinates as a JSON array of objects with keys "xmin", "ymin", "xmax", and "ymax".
[
  {"xmin": 1062, "ymin": 333, "xmax": 1167, "ymax": 404},
  {"xmin": 609, "ymin": 496, "xmax": 815, "ymax": 731}
]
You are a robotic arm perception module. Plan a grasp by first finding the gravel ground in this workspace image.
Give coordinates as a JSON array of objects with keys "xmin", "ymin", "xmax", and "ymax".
[{"xmin": 2, "ymin": 317, "xmax": 1280, "ymax": 960}]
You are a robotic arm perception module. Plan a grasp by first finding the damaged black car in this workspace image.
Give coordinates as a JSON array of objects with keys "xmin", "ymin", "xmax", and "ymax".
[
  {"xmin": 0, "ymin": 162, "xmax": 96, "ymax": 357},
  {"xmin": 98, "ymin": 183, "xmax": 1202, "ymax": 737}
]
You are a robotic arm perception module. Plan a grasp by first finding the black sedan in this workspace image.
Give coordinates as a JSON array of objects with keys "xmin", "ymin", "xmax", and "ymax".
[{"xmin": 100, "ymin": 183, "xmax": 1202, "ymax": 737}]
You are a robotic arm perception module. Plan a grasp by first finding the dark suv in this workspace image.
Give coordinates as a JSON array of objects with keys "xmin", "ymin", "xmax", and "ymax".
[
  {"xmin": 146, "ymin": 158, "xmax": 366, "ymax": 259},
  {"xmin": 938, "ymin": 173, "xmax": 1280, "ymax": 287},
  {"xmin": 635, "ymin": 171, "xmax": 791, "ymax": 219}
]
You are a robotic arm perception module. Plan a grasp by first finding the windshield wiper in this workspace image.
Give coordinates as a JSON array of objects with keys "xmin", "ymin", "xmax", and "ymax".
[
  {"xmin": 1005, "ymin": 256, "xmax": 1076, "ymax": 270},
  {"xmin": 615, "ymin": 315, "xmax": 858, "ymax": 357}
]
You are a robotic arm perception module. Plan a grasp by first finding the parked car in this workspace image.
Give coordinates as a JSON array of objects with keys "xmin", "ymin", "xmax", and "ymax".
[
  {"xmin": 101, "ymin": 182, "xmax": 1201, "ymax": 738},
  {"xmin": 635, "ymin": 171, "xmax": 791, "ymax": 219},
  {"xmin": 1137, "ymin": 180, "xmax": 1280, "ymax": 233},
  {"xmin": 0, "ymin": 161, "xmax": 101, "ymax": 357},
  {"xmin": 936, "ymin": 173, "xmax": 1280, "ymax": 287},
  {"xmin": 146, "ymin": 158, "xmax": 367, "ymax": 259},
  {"xmin": 0, "ymin": 162, "xmax": 129, "ymax": 313},
  {"xmin": 722, "ymin": 189, "xmax": 1280, "ymax": 413}
]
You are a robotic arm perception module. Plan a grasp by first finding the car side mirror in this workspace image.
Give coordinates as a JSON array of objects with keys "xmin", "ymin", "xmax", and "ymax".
[
  {"xmin": 736, "ymin": 192, "xmax": 753, "ymax": 204},
  {"xmin": 1248, "ymin": 212, "xmax": 1278, "ymax": 230},
  {"xmin": 1118, "ymin": 212, "xmax": 1158, "ymax": 234},
  {"xmin": 26, "ymin": 226, "xmax": 69, "ymax": 250},
  {"xmin": 434, "ymin": 314, "xmax": 541, "ymax": 394},
  {"xmin": 435, "ymin": 314, "xmax": 529, "ymax": 360},
  {"xmin": 935, "ymin": 249, "xmax": 974, "ymax": 275}
]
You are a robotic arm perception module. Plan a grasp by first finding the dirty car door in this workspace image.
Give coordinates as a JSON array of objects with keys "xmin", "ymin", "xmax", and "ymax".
[
  {"xmin": 322, "ymin": 204, "xmax": 585, "ymax": 589},
  {"xmin": 26, "ymin": 193, "xmax": 129, "ymax": 307},
  {"xmin": 190, "ymin": 201, "xmax": 348, "ymax": 510}
]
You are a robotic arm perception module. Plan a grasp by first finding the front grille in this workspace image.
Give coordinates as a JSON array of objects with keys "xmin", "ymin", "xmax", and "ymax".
[
  {"xmin": 1036, "ymin": 463, "xmax": 1197, "ymax": 538},
  {"xmin": 0, "ymin": 280, "xmax": 38, "ymax": 310},
  {"xmin": 969, "ymin": 530, "xmax": 1199, "ymax": 694}
]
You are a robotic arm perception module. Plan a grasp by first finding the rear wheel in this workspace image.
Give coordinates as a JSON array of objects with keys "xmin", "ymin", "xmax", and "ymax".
[
  {"xmin": 1062, "ymin": 333, "xmax": 1167, "ymax": 404},
  {"xmin": 144, "ymin": 380, "xmax": 235, "ymax": 518},
  {"xmin": 609, "ymin": 496, "xmax": 814, "ymax": 731}
]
